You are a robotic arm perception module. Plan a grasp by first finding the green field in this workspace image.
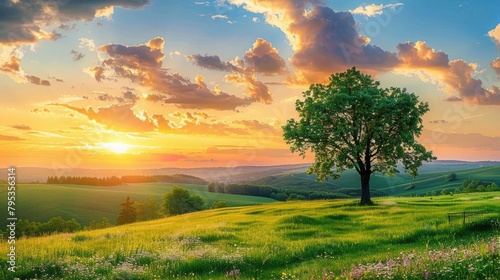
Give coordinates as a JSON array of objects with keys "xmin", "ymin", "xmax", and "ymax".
[
  {"xmin": 0, "ymin": 183, "xmax": 275, "ymax": 226},
  {"xmin": 1, "ymin": 193, "xmax": 499, "ymax": 279},
  {"xmin": 252, "ymin": 165, "xmax": 500, "ymax": 196}
]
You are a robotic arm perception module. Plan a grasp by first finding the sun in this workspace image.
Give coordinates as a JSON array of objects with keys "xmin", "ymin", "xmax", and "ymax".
[{"xmin": 101, "ymin": 142, "xmax": 130, "ymax": 154}]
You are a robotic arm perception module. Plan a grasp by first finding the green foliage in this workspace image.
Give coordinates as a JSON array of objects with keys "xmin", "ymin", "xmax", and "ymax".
[
  {"xmin": 85, "ymin": 217, "xmax": 111, "ymax": 230},
  {"xmin": 162, "ymin": 186, "xmax": 206, "ymax": 216},
  {"xmin": 283, "ymin": 67, "xmax": 435, "ymax": 204},
  {"xmin": 211, "ymin": 200, "xmax": 229, "ymax": 209},
  {"xmin": 134, "ymin": 198, "xmax": 160, "ymax": 221},
  {"xmin": 462, "ymin": 179, "xmax": 500, "ymax": 193},
  {"xmin": 445, "ymin": 173, "xmax": 457, "ymax": 181},
  {"xmin": 116, "ymin": 196, "xmax": 137, "ymax": 225},
  {"xmin": 15, "ymin": 217, "xmax": 81, "ymax": 237}
]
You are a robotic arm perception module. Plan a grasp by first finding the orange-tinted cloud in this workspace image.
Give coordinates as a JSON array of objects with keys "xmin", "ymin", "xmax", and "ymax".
[
  {"xmin": 188, "ymin": 38, "xmax": 278, "ymax": 104},
  {"xmin": 491, "ymin": 57, "xmax": 500, "ymax": 76},
  {"xmin": 233, "ymin": 119, "xmax": 279, "ymax": 134},
  {"xmin": 0, "ymin": 0, "xmax": 149, "ymax": 45},
  {"xmin": 243, "ymin": 38, "xmax": 286, "ymax": 75},
  {"xmin": 229, "ymin": 1, "xmax": 500, "ymax": 106},
  {"xmin": 10, "ymin": 125, "xmax": 32, "ymax": 130},
  {"xmin": 350, "ymin": 3, "xmax": 403, "ymax": 17},
  {"xmin": 92, "ymin": 37, "xmax": 253, "ymax": 110},
  {"xmin": 0, "ymin": 134, "xmax": 25, "ymax": 141},
  {"xmin": 397, "ymin": 41, "xmax": 449, "ymax": 69},
  {"xmin": 55, "ymin": 104, "xmax": 156, "ymax": 132},
  {"xmin": 225, "ymin": 71, "xmax": 272, "ymax": 104},
  {"xmin": 25, "ymin": 75, "xmax": 51, "ymax": 86},
  {"xmin": 229, "ymin": 1, "xmax": 399, "ymax": 84},
  {"xmin": 85, "ymin": 66, "xmax": 106, "ymax": 82},
  {"xmin": 444, "ymin": 60, "xmax": 500, "ymax": 105},
  {"xmin": 488, "ymin": 23, "xmax": 500, "ymax": 49}
]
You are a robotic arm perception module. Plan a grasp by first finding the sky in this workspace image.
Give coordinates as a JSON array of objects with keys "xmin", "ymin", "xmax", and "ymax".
[{"xmin": 0, "ymin": 0, "xmax": 499, "ymax": 170}]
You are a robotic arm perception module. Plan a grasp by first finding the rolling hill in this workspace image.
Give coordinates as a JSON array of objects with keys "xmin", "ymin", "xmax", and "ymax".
[
  {"xmin": 0, "ymin": 183, "xmax": 274, "ymax": 226},
  {"xmin": 250, "ymin": 163, "xmax": 500, "ymax": 197},
  {"xmin": 2, "ymin": 193, "xmax": 499, "ymax": 279}
]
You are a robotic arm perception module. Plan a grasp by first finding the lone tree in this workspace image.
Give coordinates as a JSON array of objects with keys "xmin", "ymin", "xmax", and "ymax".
[{"xmin": 283, "ymin": 67, "xmax": 436, "ymax": 205}]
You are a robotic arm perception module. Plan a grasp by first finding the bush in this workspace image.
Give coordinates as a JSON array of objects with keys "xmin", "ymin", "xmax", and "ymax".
[
  {"xmin": 211, "ymin": 201, "xmax": 229, "ymax": 209},
  {"xmin": 445, "ymin": 173, "xmax": 457, "ymax": 181},
  {"xmin": 162, "ymin": 186, "xmax": 205, "ymax": 216}
]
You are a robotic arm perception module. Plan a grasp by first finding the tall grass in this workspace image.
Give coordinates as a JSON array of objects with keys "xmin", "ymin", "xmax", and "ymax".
[{"xmin": 0, "ymin": 193, "xmax": 499, "ymax": 279}]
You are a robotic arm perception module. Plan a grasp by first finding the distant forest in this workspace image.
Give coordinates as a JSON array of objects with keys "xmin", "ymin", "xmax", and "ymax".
[{"xmin": 46, "ymin": 174, "xmax": 207, "ymax": 186}]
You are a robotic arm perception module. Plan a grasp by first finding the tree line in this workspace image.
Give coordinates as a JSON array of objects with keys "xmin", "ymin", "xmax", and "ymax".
[
  {"xmin": 46, "ymin": 174, "xmax": 206, "ymax": 186},
  {"xmin": 207, "ymin": 182, "xmax": 361, "ymax": 201}
]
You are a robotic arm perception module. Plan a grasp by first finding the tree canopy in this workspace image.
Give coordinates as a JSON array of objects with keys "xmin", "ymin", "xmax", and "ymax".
[
  {"xmin": 162, "ymin": 186, "xmax": 205, "ymax": 215},
  {"xmin": 283, "ymin": 67, "xmax": 436, "ymax": 205}
]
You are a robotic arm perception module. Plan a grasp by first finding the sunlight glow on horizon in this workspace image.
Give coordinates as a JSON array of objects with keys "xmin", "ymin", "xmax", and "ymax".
[{"xmin": 100, "ymin": 142, "xmax": 131, "ymax": 154}]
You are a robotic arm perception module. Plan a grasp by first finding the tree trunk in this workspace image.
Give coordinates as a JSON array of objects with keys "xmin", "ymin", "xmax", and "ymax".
[{"xmin": 360, "ymin": 171, "xmax": 373, "ymax": 205}]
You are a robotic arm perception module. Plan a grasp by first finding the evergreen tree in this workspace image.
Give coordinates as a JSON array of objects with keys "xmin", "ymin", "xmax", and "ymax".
[{"xmin": 116, "ymin": 196, "xmax": 137, "ymax": 225}]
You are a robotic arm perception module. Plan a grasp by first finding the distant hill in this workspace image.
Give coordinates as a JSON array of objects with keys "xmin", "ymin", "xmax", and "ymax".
[
  {"xmin": 249, "ymin": 163, "xmax": 500, "ymax": 197},
  {"xmin": 0, "ymin": 164, "xmax": 311, "ymax": 183}
]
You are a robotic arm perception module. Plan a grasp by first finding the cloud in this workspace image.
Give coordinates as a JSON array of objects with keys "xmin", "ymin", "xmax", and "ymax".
[
  {"xmin": 350, "ymin": 3, "xmax": 403, "ymax": 17},
  {"xmin": 93, "ymin": 91, "xmax": 115, "ymax": 101},
  {"xmin": 488, "ymin": 23, "xmax": 500, "ymax": 48},
  {"xmin": 79, "ymin": 38, "xmax": 96, "ymax": 51},
  {"xmin": 429, "ymin": 120, "xmax": 448, "ymax": 124},
  {"xmin": 243, "ymin": 38, "xmax": 286, "ymax": 75},
  {"xmin": 491, "ymin": 57, "xmax": 500, "ymax": 76},
  {"xmin": 228, "ymin": 1, "xmax": 399, "ymax": 84},
  {"xmin": 397, "ymin": 41, "xmax": 449, "ymax": 69},
  {"xmin": 225, "ymin": 70, "xmax": 272, "ymax": 103},
  {"xmin": 10, "ymin": 124, "xmax": 32, "ymax": 130},
  {"xmin": 187, "ymin": 54, "xmax": 239, "ymax": 72},
  {"xmin": 0, "ymin": 134, "xmax": 25, "ymax": 141},
  {"xmin": 233, "ymin": 119, "xmax": 279, "ymax": 134},
  {"xmin": 25, "ymin": 75, "xmax": 51, "ymax": 86},
  {"xmin": 123, "ymin": 90, "xmax": 139, "ymax": 102},
  {"xmin": 49, "ymin": 76, "xmax": 64, "ymax": 82},
  {"xmin": 90, "ymin": 37, "xmax": 253, "ymax": 110},
  {"xmin": 152, "ymin": 114, "xmax": 249, "ymax": 136},
  {"xmin": 211, "ymin": 14, "xmax": 229, "ymax": 20},
  {"xmin": 0, "ymin": 52, "xmax": 50, "ymax": 85},
  {"xmin": 30, "ymin": 108, "xmax": 51, "ymax": 114},
  {"xmin": 0, "ymin": 0, "xmax": 150, "ymax": 45},
  {"xmin": 85, "ymin": 66, "xmax": 106, "ymax": 82},
  {"xmin": 0, "ymin": 1, "xmax": 149, "ymax": 83},
  {"xmin": 188, "ymin": 38, "xmax": 281, "ymax": 103},
  {"xmin": 71, "ymin": 49, "xmax": 85, "ymax": 61},
  {"xmin": 227, "ymin": 0, "xmax": 500, "ymax": 106},
  {"xmin": 55, "ymin": 104, "xmax": 156, "ymax": 132}
]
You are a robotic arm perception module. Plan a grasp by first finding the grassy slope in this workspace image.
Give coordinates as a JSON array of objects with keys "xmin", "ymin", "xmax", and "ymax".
[
  {"xmin": 0, "ymin": 183, "xmax": 274, "ymax": 226},
  {"xmin": 2, "ymin": 193, "xmax": 499, "ymax": 279},
  {"xmin": 252, "ymin": 165, "xmax": 500, "ymax": 196}
]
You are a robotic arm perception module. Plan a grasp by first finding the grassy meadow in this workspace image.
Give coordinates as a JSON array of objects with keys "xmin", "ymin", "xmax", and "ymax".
[
  {"xmin": 1, "ymin": 193, "xmax": 499, "ymax": 279},
  {"xmin": 0, "ymin": 183, "xmax": 275, "ymax": 226}
]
